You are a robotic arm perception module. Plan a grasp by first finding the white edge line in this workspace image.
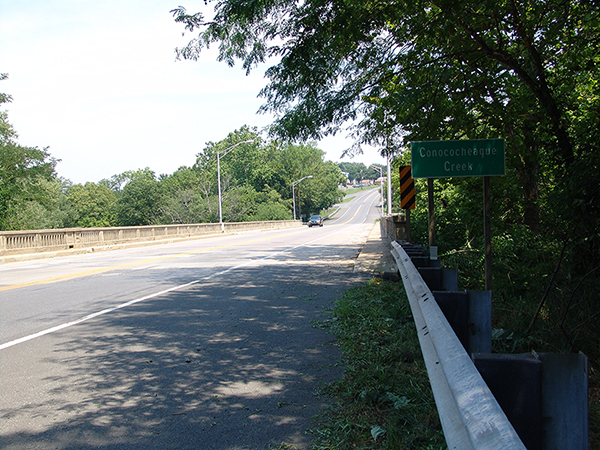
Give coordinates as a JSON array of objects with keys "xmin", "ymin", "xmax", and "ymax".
[
  {"xmin": 1, "ymin": 220, "xmax": 368, "ymax": 351},
  {"xmin": 0, "ymin": 280, "xmax": 200, "ymax": 351}
]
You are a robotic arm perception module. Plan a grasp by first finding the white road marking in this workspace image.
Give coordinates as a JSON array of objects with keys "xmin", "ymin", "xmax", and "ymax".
[{"xmin": 0, "ymin": 223, "xmax": 365, "ymax": 351}]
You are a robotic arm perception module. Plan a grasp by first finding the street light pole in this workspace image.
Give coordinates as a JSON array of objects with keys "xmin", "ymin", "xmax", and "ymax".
[
  {"xmin": 292, "ymin": 175, "xmax": 313, "ymax": 221},
  {"xmin": 217, "ymin": 139, "xmax": 254, "ymax": 231},
  {"xmin": 387, "ymin": 154, "xmax": 393, "ymax": 215},
  {"xmin": 369, "ymin": 164, "xmax": 384, "ymax": 216}
]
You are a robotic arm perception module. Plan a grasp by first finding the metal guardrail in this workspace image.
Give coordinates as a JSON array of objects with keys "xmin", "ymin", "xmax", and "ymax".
[
  {"xmin": 0, "ymin": 220, "xmax": 302, "ymax": 260},
  {"xmin": 391, "ymin": 241, "xmax": 527, "ymax": 450}
]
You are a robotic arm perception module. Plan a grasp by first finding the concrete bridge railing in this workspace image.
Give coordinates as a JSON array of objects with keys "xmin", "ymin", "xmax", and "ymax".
[{"xmin": 0, "ymin": 220, "xmax": 302, "ymax": 261}]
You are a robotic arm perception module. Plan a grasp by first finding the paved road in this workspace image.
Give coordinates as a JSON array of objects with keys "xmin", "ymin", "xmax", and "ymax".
[{"xmin": 0, "ymin": 188, "xmax": 381, "ymax": 450}]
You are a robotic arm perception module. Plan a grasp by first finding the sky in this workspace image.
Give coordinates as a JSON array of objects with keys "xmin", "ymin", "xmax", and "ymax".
[{"xmin": 0, "ymin": 0, "xmax": 387, "ymax": 184}]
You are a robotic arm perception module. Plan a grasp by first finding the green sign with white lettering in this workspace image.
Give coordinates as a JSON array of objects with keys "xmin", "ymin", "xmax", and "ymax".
[{"xmin": 411, "ymin": 139, "xmax": 505, "ymax": 178}]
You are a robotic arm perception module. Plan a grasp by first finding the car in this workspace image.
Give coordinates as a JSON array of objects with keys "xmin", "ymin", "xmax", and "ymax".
[{"xmin": 308, "ymin": 214, "xmax": 323, "ymax": 227}]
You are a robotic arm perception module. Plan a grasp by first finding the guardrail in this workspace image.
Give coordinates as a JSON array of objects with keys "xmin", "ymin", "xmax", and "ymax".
[
  {"xmin": 391, "ymin": 241, "xmax": 527, "ymax": 449},
  {"xmin": 0, "ymin": 220, "xmax": 302, "ymax": 261}
]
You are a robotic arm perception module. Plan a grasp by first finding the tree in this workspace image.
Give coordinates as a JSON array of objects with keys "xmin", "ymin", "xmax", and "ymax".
[
  {"xmin": 114, "ymin": 168, "xmax": 162, "ymax": 226},
  {"xmin": 0, "ymin": 74, "xmax": 62, "ymax": 230},
  {"xmin": 67, "ymin": 182, "xmax": 117, "ymax": 227},
  {"xmin": 191, "ymin": 128, "xmax": 344, "ymax": 221},
  {"xmin": 158, "ymin": 166, "xmax": 210, "ymax": 224},
  {"xmin": 172, "ymin": 1, "xmax": 599, "ymax": 227},
  {"xmin": 249, "ymin": 188, "xmax": 292, "ymax": 221},
  {"xmin": 303, "ymin": 160, "xmax": 346, "ymax": 214},
  {"xmin": 276, "ymin": 141, "xmax": 345, "ymax": 215}
]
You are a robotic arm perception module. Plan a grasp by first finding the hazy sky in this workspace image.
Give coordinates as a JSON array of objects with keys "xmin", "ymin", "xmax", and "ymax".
[{"xmin": 0, "ymin": 0, "xmax": 387, "ymax": 184}]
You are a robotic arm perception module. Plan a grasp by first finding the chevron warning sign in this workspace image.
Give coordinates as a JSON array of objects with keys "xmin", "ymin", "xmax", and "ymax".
[{"xmin": 400, "ymin": 165, "xmax": 415, "ymax": 209}]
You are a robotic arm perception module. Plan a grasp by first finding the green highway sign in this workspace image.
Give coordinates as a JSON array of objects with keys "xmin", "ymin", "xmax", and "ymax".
[{"xmin": 411, "ymin": 139, "xmax": 505, "ymax": 178}]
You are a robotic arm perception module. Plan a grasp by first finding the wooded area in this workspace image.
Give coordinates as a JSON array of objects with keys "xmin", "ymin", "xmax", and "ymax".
[
  {"xmin": 0, "ymin": 109, "xmax": 353, "ymax": 229},
  {"xmin": 173, "ymin": 0, "xmax": 600, "ymax": 440}
]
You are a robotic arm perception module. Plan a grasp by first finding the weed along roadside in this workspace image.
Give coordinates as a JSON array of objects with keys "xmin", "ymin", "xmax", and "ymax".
[{"xmin": 310, "ymin": 278, "xmax": 445, "ymax": 449}]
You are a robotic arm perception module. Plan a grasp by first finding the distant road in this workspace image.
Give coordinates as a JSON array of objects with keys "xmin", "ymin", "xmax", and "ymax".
[{"xmin": 0, "ymin": 187, "xmax": 381, "ymax": 450}]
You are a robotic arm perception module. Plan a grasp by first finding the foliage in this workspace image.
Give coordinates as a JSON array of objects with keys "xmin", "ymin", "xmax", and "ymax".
[
  {"xmin": 193, "ymin": 129, "xmax": 345, "ymax": 220},
  {"xmin": 114, "ymin": 168, "xmax": 162, "ymax": 226},
  {"xmin": 248, "ymin": 188, "xmax": 291, "ymax": 221},
  {"xmin": 157, "ymin": 167, "xmax": 215, "ymax": 224},
  {"xmin": 0, "ymin": 74, "xmax": 63, "ymax": 230},
  {"xmin": 172, "ymin": 1, "xmax": 600, "ymax": 264},
  {"xmin": 66, "ymin": 182, "xmax": 117, "ymax": 228},
  {"xmin": 406, "ymin": 172, "xmax": 600, "ymax": 445},
  {"xmin": 311, "ymin": 278, "xmax": 444, "ymax": 449}
]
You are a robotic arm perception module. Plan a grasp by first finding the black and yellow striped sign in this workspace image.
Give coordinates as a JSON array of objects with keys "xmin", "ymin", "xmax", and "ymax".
[{"xmin": 400, "ymin": 165, "xmax": 415, "ymax": 209}]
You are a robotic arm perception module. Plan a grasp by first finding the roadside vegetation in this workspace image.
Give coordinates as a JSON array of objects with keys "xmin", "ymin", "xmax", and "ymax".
[
  {"xmin": 401, "ymin": 172, "xmax": 600, "ymax": 446},
  {"xmin": 173, "ymin": 6, "xmax": 600, "ymax": 434},
  {"xmin": 311, "ymin": 278, "xmax": 445, "ymax": 449},
  {"xmin": 0, "ymin": 79, "xmax": 387, "ymax": 232}
]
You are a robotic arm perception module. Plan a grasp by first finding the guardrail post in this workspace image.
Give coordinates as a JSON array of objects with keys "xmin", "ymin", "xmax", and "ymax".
[
  {"xmin": 430, "ymin": 290, "xmax": 492, "ymax": 354},
  {"xmin": 467, "ymin": 290, "xmax": 492, "ymax": 354},
  {"xmin": 540, "ymin": 353, "xmax": 588, "ymax": 450},
  {"xmin": 473, "ymin": 353, "xmax": 544, "ymax": 450},
  {"xmin": 432, "ymin": 291, "xmax": 469, "ymax": 350},
  {"xmin": 473, "ymin": 352, "xmax": 589, "ymax": 450}
]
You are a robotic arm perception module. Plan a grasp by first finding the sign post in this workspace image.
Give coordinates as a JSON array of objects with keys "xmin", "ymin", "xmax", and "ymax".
[
  {"xmin": 484, "ymin": 176, "xmax": 492, "ymax": 290},
  {"xmin": 411, "ymin": 139, "xmax": 505, "ymax": 289}
]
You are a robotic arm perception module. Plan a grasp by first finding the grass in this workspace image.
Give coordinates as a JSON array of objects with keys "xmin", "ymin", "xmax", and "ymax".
[{"xmin": 310, "ymin": 278, "xmax": 445, "ymax": 449}]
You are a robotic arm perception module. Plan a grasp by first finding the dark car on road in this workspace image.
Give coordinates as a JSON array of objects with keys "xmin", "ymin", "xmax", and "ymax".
[{"xmin": 308, "ymin": 215, "xmax": 323, "ymax": 227}]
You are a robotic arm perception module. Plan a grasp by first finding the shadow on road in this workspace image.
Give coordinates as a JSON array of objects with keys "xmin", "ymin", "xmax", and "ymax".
[{"xmin": 1, "ymin": 243, "xmax": 372, "ymax": 450}]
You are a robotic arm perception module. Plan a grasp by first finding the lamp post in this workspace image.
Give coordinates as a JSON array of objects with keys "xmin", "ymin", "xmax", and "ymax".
[
  {"xmin": 369, "ymin": 164, "xmax": 384, "ymax": 216},
  {"xmin": 217, "ymin": 139, "xmax": 254, "ymax": 231},
  {"xmin": 292, "ymin": 175, "xmax": 313, "ymax": 221},
  {"xmin": 387, "ymin": 154, "xmax": 392, "ymax": 215}
]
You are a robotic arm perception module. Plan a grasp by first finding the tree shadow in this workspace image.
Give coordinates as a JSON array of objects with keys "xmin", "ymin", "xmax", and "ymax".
[{"xmin": 1, "ymin": 245, "xmax": 371, "ymax": 450}]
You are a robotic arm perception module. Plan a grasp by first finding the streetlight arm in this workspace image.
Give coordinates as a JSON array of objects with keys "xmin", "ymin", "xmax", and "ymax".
[
  {"xmin": 217, "ymin": 139, "xmax": 255, "ymax": 159},
  {"xmin": 292, "ymin": 174, "xmax": 313, "ymax": 188},
  {"xmin": 369, "ymin": 164, "xmax": 383, "ymax": 176}
]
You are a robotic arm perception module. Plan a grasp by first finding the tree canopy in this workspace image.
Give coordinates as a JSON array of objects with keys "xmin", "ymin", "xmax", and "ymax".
[
  {"xmin": 173, "ymin": 1, "xmax": 598, "ymax": 152},
  {"xmin": 1, "ymin": 71, "xmax": 346, "ymax": 231},
  {"xmin": 172, "ymin": 0, "xmax": 599, "ymax": 262},
  {"xmin": 172, "ymin": 0, "xmax": 599, "ymax": 222},
  {"xmin": 172, "ymin": 1, "xmax": 600, "ymax": 421},
  {"xmin": 0, "ymin": 74, "xmax": 63, "ymax": 230}
]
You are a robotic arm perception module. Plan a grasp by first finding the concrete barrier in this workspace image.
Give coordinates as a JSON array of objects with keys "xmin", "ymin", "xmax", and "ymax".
[{"xmin": 0, "ymin": 220, "xmax": 302, "ymax": 262}]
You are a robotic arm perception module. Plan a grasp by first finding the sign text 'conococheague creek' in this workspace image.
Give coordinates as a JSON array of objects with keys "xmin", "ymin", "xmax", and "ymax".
[{"xmin": 411, "ymin": 139, "xmax": 505, "ymax": 178}]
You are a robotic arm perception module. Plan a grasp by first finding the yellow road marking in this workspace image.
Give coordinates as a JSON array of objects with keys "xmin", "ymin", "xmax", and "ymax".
[
  {"xmin": 2, "ymin": 190, "xmax": 378, "ymax": 292},
  {"xmin": 0, "ymin": 228, "xmax": 307, "ymax": 292}
]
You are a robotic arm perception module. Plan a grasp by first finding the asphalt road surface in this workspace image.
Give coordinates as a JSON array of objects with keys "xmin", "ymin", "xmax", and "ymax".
[{"xmin": 1, "ymin": 188, "xmax": 382, "ymax": 450}]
